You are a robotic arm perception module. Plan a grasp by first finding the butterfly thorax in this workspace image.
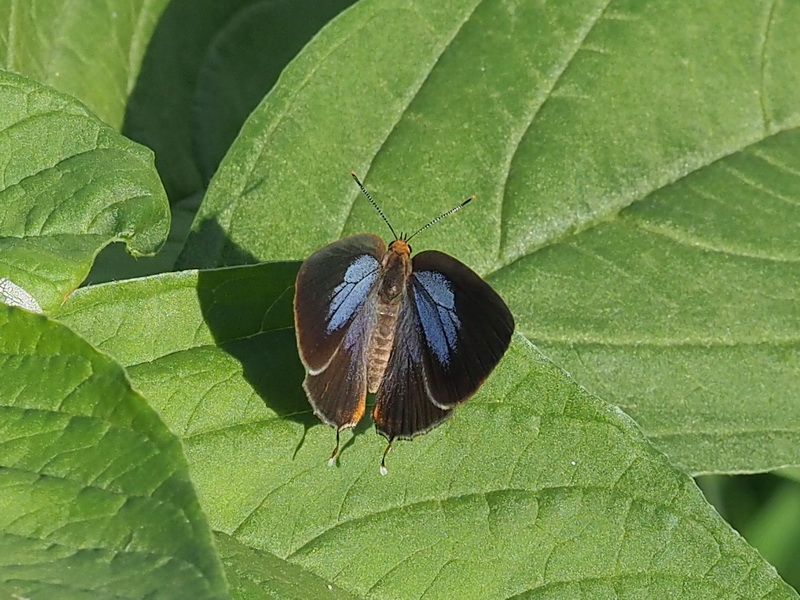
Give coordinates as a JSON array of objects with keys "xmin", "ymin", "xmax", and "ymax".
[{"xmin": 366, "ymin": 240, "xmax": 412, "ymax": 393}]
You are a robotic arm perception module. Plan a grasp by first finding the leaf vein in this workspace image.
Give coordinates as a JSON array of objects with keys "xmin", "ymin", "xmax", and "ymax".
[
  {"xmin": 628, "ymin": 216, "xmax": 800, "ymax": 263},
  {"xmin": 338, "ymin": 0, "xmax": 486, "ymax": 240},
  {"xmin": 496, "ymin": 0, "xmax": 614, "ymax": 261},
  {"xmin": 758, "ymin": 0, "xmax": 778, "ymax": 130}
]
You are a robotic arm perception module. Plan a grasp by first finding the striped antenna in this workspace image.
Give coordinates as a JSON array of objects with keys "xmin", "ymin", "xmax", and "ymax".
[
  {"xmin": 406, "ymin": 195, "xmax": 474, "ymax": 242},
  {"xmin": 351, "ymin": 172, "xmax": 399, "ymax": 241}
]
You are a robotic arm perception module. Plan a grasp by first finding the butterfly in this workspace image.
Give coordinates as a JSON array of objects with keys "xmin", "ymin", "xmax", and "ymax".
[{"xmin": 294, "ymin": 173, "xmax": 514, "ymax": 474}]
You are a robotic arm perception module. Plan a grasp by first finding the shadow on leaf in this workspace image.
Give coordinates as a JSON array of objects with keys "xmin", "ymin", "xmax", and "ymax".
[
  {"xmin": 193, "ymin": 218, "xmax": 370, "ymax": 459},
  {"xmin": 123, "ymin": 0, "xmax": 358, "ymax": 203}
]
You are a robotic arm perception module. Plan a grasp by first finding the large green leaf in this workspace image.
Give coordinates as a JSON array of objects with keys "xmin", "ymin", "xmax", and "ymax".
[
  {"xmin": 0, "ymin": 70, "xmax": 169, "ymax": 311},
  {"xmin": 0, "ymin": 0, "xmax": 170, "ymax": 129},
  {"xmin": 0, "ymin": 305, "xmax": 226, "ymax": 599},
  {"xmin": 178, "ymin": 0, "xmax": 800, "ymax": 474},
  {"xmin": 57, "ymin": 267, "xmax": 797, "ymax": 598}
]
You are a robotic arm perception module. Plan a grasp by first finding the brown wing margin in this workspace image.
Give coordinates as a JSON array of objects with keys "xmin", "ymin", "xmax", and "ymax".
[{"xmin": 303, "ymin": 316, "xmax": 372, "ymax": 430}]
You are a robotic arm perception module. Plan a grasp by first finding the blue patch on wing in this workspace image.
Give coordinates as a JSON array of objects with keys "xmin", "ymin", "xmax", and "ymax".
[
  {"xmin": 326, "ymin": 254, "xmax": 380, "ymax": 334},
  {"xmin": 411, "ymin": 271, "xmax": 460, "ymax": 366}
]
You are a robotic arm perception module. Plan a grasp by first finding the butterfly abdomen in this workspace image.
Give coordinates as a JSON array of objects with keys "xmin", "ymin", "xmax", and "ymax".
[
  {"xmin": 367, "ymin": 241, "xmax": 412, "ymax": 393},
  {"xmin": 367, "ymin": 297, "xmax": 399, "ymax": 393}
]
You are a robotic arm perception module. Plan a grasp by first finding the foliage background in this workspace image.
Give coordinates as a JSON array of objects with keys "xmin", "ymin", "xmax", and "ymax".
[{"xmin": 0, "ymin": 0, "xmax": 798, "ymax": 597}]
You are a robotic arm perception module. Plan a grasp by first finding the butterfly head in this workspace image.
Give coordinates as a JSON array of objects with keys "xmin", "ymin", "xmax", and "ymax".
[{"xmin": 388, "ymin": 238, "xmax": 412, "ymax": 256}]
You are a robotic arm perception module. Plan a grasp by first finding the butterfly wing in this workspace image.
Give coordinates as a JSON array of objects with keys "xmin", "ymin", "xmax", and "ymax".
[
  {"xmin": 371, "ymin": 293, "xmax": 453, "ymax": 439},
  {"xmin": 294, "ymin": 234, "xmax": 385, "ymax": 429},
  {"xmin": 374, "ymin": 250, "xmax": 514, "ymax": 439}
]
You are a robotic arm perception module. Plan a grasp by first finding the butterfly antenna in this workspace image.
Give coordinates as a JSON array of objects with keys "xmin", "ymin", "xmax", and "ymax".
[
  {"xmin": 351, "ymin": 172, "xmax": 399, "ymax": 241},
  {"xmin": 327, "ymin": 429, "xmax": 342, "ymax": 467},
  {"xmin": 406, "ymin": 195, "xmax": 475, "ymax": 242},
  {"xmin": 379, "ymin": 438, "xmax": 394, "ymax": 476}
]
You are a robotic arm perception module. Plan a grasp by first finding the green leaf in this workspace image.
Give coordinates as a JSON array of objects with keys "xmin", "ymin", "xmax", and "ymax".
[
  {"xmin": 58, "ymin": 267, "xmax": 796, "ymax": 598},
  {"xmin": 11, "ymin": 0, "xmax": 358, "ymax": 284},
  {"xmin": 87, "ymin": 191, "xmax": 204, "ymax": 285},
  {"xmin": 178, "ymin": 0, "xmax": 800, "ymax": 474},
  {"xmin": 0, "ymin": 0, "xmax": 171, "ymax": 129},
  {"xmin": 0, "ymin": 305, "xmax": 226, "ymax": 599},
  {"xmin": 741, "ymin": 480, "xmax": 800, "ymax": 589},
  {"xmin": 216, "ymin": 533, "xmax": 357, "ymax": 600},
  {"xmin": 0, "ymin": 70, "xmax": 169, "ymax": 311}
]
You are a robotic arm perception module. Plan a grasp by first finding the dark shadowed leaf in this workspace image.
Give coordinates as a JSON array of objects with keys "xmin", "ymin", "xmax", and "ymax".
[{"xmin": 123, "ymin": 0, "xmax": 358, "ymax": 202}]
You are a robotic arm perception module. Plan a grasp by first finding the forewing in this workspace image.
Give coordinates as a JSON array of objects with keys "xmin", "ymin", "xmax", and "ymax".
[
  {"xmin": 294, "ymin": 234, "xmax": 385, "ymax": 429},
  {"xmin": 294, "ymin": 234, "xmax": 384, "ymax": 371},
  {"xmin": 373, "ymin": 250, "xmax": 513, "ymax": 439},
  {"xmin": 409, "ymin": 250, "xmax": 514, "ymax": 409}
]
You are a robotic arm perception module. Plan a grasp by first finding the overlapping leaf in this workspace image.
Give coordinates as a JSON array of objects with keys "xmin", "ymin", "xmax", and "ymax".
[
  {"xmin": 216, "ymin": 533, "xmax": 357, "ymax": 600},
  {"xmin": 1, "ymin": 0, "xmax": 798, "ymax": 595},
  {"xmin": 0, "ymin": 305, "xmax": 226, "ymax": 599},
  {"xmin": 1, "ymin": 0, "xmax": 359, "ymax": 284},
  {"xmin": 123, "ymin": 0, "xmax": 358, "ymax": 202},
  {"xmin": 0, "ymin": 70, "xmax": 169, "ymax": 311},
  {"xmin": 0, "ymin": 0, "xmax": 170, "ymax": 129}
]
